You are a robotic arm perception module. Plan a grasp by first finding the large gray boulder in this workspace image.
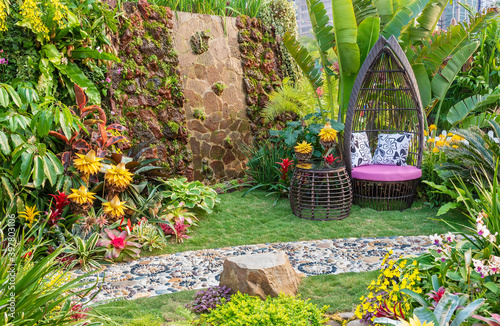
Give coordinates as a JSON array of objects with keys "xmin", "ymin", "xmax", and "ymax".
[{"xmin": 219, "ymin": 251, "xmax": 301, "ymax": 300}]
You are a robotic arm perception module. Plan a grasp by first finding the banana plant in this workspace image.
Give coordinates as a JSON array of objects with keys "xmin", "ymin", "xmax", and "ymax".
[
  {"xmin": 375, "ymin": 293, "xmax": 485, "ymax": 326},
  {"xmin": 410, "ymin": 8, "xmax": 498, "ymax": 126},
  {"xmin": 283, "ymin": 0, "xmax": 461, "ymax": 130},
  {"xmin": 447, "ymin": 94, "xmax": 500, "ymax": 127}
]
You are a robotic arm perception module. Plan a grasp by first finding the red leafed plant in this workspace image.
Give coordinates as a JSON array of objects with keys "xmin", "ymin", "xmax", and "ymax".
[
  {"xmin": 276, "ymin": 158, "xmax": 294, "ymax": 180},
  {"xmin": 161, "ymin": 221, "xmax": 191, "ymax": 243},
  {"xmin": 49, "ymin": 84, "xmax": 128, "ymax": 167},
  {"xmin": 46, "ymin": 191, "xmax": 70, "ymax": 225},
  {"xmin": 473, "ymin": 313, "xmax": 500, "ymax": 326},
  {"xmin": 375, "ymin": 300, "xmax": 405, "ymax": 320}
]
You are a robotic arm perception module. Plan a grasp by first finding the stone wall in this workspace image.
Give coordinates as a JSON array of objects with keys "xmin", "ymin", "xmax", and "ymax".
[
  {"xmin": 109, "ymin": 5, "xmax": 289, "ymax": 182},
  {"xmin": 172, "ymin": 12, "xmax": 251, "ymax": 182}
]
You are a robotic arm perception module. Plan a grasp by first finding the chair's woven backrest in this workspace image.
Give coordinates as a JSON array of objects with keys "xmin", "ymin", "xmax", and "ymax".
[{"xmin": 343, "ymin": 35, "xmax": 424, "ymax": 173}]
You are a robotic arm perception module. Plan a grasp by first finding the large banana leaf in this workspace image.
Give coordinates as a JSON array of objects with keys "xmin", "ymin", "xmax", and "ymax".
[
  {"xmin": 431, "ymin": 41, "xmax": 479, "ymax": 126},
  {"xmin": 412, "ymin": 63, "xmax": 432, "ymax": 109},
  {"xmin": 307, "ymin": 0, "xmax": 335, "ymax": 75},
  {"xmin": 459, "ymin": 112, "xmax": 500, "ymax": 129},
  {"xmin": 331, "ymin": 0, "xmax": 360, "ymax": 75},
  {"xmin": 372, "ymin": 0, "xmax": 394, "ymax": 24},
  {"xmin": 409, "ymin": 0, "xmax": 448, "ymax": 41},
  {"xmin": 381, "ymin": 0, "xmax": 430, "ymax": 40},
  {"xmin": 357, "ymin": 17, "xmax": 380, "ymax": 65},
  {"xmin": 352, "ymin": 0, "xmax": 378, "ymax": 25},
  {"xmin": 447, "ymin": 94, "xmax": 500, "ymax": 126},
  {"xmin": 415, "ymin": 9, "xmax": 498, "ymax": 74},
  {"xmin": 283, "ymin": 33, "xmax": 323, "ymax": 89}
]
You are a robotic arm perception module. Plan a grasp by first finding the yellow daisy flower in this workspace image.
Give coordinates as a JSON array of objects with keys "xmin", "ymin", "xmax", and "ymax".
[{"xmin": 432, "ymin": 147, "xmax": 439, "ymax": 153}]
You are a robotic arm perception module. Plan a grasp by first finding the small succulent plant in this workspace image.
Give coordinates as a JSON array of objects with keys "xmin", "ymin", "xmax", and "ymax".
[{"xmin": 185, "ymin": 286, "xmax": 232, "ymax": 314}]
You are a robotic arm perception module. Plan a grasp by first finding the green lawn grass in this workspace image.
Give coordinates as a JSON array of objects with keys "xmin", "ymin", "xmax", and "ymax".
[
  {"xmin": 149, "ymin": 190, "xmax": 467, "ymax": 255},
  {"xmin": 95, "ymin": 271, "xmax": 379, "ymax": 325}
]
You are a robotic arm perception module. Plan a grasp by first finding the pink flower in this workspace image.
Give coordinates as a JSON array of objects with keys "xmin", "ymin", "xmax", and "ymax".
[
  {"xmin": 430, "ymin": 234, "xmax": 442, "ymax": 246},
  {"xmin": 316, "ymin": 87, "xmax": 324, "ymax": 97},
  {"xmin": 477, "ymin": 224, "xmax": 490, "ymax": 237},
  {"xmin": 444, "ymin": 232, "xmax": 455, "ymax": 243},
  {"xmin": 473, "ymin": 259, "xmax": 489, "ymax": 278},
  {"xmin": 105, "ymin": 77, "xmax": 111, "ymax": 83}
]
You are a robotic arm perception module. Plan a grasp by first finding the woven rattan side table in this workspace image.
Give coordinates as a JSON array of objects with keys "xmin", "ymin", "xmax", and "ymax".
[{"xmin": 289, "ymin": 161, "xmax": 352, "ymax": 221}]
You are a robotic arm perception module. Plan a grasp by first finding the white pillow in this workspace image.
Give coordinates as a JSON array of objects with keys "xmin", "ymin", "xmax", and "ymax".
[
  {"xmin": 351, "ymin": 132, "xmax": 373, "ymax": 168},
  {"xmin": 372, "ymin": 133, "xmax": 411, "ymax": 166}
]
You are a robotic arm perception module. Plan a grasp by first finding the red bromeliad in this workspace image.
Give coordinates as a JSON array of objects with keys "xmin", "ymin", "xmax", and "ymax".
[
  {"xmin": 47, "ymin": 191, "xmax": 70, "ymax": 225},
  {"xmin": 323, "ymin": 154, "xmax": 340, "ymax": 165},
  {"xmin": 427, "ymin": 287, "xmax": 461, "ymax": 309},
  {"xmin": 375, "ymin": 301, "xmax": 405, "ymax": 320},
  {"xmin": 276, "ymin": 158, "xmax": 294, "ymax": 180}
]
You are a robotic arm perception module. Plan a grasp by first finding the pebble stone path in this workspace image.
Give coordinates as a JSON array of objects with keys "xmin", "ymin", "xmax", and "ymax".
[{"xmin": 79, "ymin": 235, "xmax": 433, "ymax": 304}]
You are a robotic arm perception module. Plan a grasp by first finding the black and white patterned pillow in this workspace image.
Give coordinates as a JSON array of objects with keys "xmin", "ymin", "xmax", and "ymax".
[
  {"xmin": 351, "ymin": 132, "xmax": 373, "ymax": 168},
  {"xmin": 372, "ymin": 133, "xmax": 412, "ymax": 166}
]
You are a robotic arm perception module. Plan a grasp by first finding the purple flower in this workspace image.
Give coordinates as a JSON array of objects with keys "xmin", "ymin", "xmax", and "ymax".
[
  {"xmin": 105, "ymin": 77, "xmax": 111, "ymax": 83},
  {"xmin": 185, "ymin": 286, "xmax": 232, "ymax": 313}
]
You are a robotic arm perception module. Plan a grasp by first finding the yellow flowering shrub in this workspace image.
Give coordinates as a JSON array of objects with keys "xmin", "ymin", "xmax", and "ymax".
[
  {"xmin": 17, "ymin": 0, "xmax": 69, "ymax": 41},
  {"xmin": 0, "ymin": 0, "xmax": 7, "ymax": 31},
  {"xmin": 355, "ymin": 251, "xmax": 423, "ymax": 325}
]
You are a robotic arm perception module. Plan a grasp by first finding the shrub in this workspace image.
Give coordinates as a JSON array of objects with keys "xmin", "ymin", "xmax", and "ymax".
[
  {"xmin": 160, "ymin": 177, "xmax": 220, "ymax": 214},
  {"xmin": 200, "ymin": 292, "xmax": 329, "ymax": 325},
  {"xmin": 185, "ymin": 286, "xmax": 233, "ymax": 314}
]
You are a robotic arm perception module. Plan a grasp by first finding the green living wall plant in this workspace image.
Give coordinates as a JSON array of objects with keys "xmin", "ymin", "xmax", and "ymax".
[
  {"xmin": 0, "ymin": 0, "xmax": 120, "ymax": 105},
  {"xmin": 284, "ymin": 0, "xmax": 498, "ymax": 129},
  {"xmin": 260, "ymin": 0, "xmax": 301, "ymax": 81}
]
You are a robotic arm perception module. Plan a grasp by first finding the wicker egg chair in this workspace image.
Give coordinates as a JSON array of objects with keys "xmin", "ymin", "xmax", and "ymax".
[{"xmin": 343, "ymin": 35, "xmax": 424, "ymax": 211}]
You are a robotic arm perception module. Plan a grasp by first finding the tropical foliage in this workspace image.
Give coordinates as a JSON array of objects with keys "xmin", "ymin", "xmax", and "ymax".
[{"xmin": 283, "ymin": 0, "xmax": 498, "ymax": 130}]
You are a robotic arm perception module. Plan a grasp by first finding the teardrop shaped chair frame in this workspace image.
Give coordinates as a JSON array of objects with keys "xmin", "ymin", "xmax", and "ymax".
[{"xmin": 343, "ymin": 35, "xmax": 425, "ymax": 211}]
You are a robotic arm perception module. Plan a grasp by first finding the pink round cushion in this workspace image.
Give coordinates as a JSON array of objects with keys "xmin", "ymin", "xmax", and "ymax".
[{"xmin": 351, "ymin": 165, "xmax": 422, "ymax": 182}]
